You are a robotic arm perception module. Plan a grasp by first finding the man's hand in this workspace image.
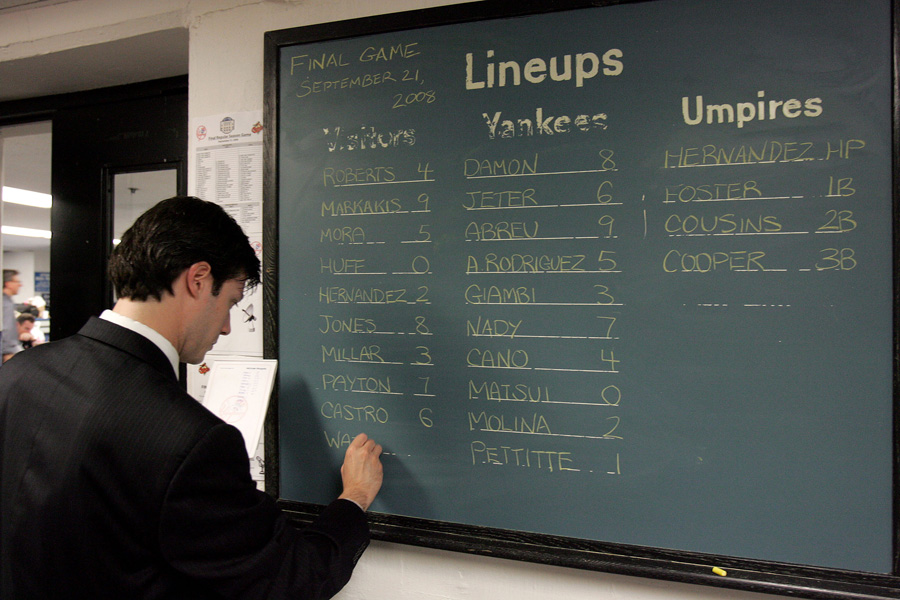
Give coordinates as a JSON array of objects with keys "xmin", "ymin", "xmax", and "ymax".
[{"xmin": 337, "ymin": 433, "xmax": 383, "ymax": 511}]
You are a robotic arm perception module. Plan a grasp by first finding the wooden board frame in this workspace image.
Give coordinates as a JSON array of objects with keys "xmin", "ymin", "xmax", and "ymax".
[{"xmin": 262, "ymin": 1, "xmax": 900, "ymax": 597}]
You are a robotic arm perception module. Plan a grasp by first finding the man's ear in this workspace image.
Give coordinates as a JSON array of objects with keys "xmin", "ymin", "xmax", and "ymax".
[{"xmin": 185, "ymin": 261, "xmax": 213, "ymax": 298}]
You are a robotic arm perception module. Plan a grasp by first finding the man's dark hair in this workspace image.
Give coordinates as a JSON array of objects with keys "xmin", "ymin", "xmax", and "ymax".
[
  {"xmin": 108, "ymin": 196, "xmax": 261, "ymax": 301},
  {"xmin": 16, "ymin": 314, "xmax": 35, "ymax": 325},
  {"xmin": 3, "ymin": 270, "xmax": 19, "ymax": 285}
]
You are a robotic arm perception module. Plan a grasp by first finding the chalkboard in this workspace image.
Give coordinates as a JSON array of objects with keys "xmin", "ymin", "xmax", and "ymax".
[{"xmin": 263, "ymin": 0, "xmax": 899, "ymax": 597}]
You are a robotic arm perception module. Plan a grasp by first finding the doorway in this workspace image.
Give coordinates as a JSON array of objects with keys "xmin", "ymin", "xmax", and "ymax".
[
  {"xmin": 50, "ymin": 78, "xmax": 187, "ymax": 339},
  {"xmin": 0, "ymin": 77, "xmax": 188, "ymax": 341},
  {"xmin": 1, "ymin": 121, "xmax": 52, "ymax": 342}
]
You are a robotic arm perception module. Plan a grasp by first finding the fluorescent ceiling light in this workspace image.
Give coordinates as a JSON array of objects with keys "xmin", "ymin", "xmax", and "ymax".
[
  {"xmin": 2, "ymin": 226, "xmax": 51, "ymax": 239},
  {"xmin": 2, "ymin": 186, "xmax": 52, "ymax": 209}
]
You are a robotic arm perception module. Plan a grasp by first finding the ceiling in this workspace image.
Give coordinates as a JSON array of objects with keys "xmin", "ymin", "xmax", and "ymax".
[
  {"xmin": 0, "ymin": 28, "xmax": 189, "ymax": 103},
  {"xmin": 0, "ymin": 0, "xmax": 70, "ymax": 10},
  {"xmin": 2, "ymin": 122, "xmax": 52, "ymax": 251},
  {"xmin": 0, "ymin": 7, "xmax": 189, "ymax": 252}
]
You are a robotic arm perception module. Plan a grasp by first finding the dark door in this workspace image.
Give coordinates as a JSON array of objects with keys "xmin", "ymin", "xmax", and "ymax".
[{"xmin": 51, "ymin": 79, "xmax": 187, "ymax": 340}]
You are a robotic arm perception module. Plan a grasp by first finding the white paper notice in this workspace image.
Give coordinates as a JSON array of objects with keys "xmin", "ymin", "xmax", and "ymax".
[
  {"xmin": 190, "ymin": 110, "xmax": 265, "ymax": 357},
  {"xmin": 190, "ymin": 110, "xmax": 264, "ymax": 210},
  {"xmin": 203, "ymin": 359, "xmax": 277, "ymax": 458}
]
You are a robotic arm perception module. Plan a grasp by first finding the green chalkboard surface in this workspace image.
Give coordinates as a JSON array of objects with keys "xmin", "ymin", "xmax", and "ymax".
[{"xmin": 264, "ymin": 0, "xmax": 897, "ymax": 596}]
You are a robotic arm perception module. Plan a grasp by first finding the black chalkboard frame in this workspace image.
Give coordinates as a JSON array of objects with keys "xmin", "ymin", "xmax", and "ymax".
[{"xmin": 261, "ymin": 1, "xmax": 900, "ymax": 598}]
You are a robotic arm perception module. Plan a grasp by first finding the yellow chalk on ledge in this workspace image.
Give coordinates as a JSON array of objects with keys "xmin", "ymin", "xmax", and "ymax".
[{"xmin": 712, "ymin": 567, "xmax": 728, "ymax": 577}]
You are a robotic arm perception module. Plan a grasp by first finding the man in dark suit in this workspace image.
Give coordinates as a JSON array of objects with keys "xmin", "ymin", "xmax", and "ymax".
[{"xmin": 0, "ymin": 196, "xmax": 383, "ymax": 599}]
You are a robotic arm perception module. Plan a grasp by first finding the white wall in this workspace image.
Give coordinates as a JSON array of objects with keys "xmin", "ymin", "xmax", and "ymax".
[
  {"xmin": 2, "ymin": 250, "xmax": 36, "ymax": 300},
  {"xmin": 1, "ymin": 120, "xmax": 52, "ymax": 308},
  {"xmin": 0, "ymin": 1, "xmax": 787, "ymax": 599},
  {"xmin": 2, "ymin": 248, "xmax": 49, "ymax": 302}
]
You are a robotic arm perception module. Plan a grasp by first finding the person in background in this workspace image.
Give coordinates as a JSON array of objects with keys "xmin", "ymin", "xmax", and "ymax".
[
  {"xmin": 0, "ymin": 196, "xmax": 384, "ymax": 599},
  {"xmin": 2, "ymin": 270, "xmax": 22, "ymax": 361},
  {"xmin": 15, "ymin": 313, "xmax": 42, "ymax": 350},
  {"xmin": 19, "ymin": 305, "xmax": 46, "ymax": 345}
]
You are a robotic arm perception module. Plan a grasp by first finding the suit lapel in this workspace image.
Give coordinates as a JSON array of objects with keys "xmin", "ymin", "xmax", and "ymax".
[{"xmin": 77, "ymin": 317, "xmax": 178, "ymax": 381}]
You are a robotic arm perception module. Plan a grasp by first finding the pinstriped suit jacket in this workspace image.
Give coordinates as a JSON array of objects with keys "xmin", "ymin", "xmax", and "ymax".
[{"xmin": 0, "ymin": 317, "xmax": 368, "ymax": 599}]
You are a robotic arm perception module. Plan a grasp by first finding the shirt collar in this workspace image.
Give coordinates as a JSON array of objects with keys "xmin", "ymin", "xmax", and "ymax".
[{"xmin": 100, "ymin": 309, "xmax": 180, "ymax": 379}]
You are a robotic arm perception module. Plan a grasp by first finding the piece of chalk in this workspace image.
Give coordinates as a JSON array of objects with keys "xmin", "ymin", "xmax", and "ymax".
[{"xmin": 712, "ymin": 567, "xmax": 727, "ymax": 577}]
